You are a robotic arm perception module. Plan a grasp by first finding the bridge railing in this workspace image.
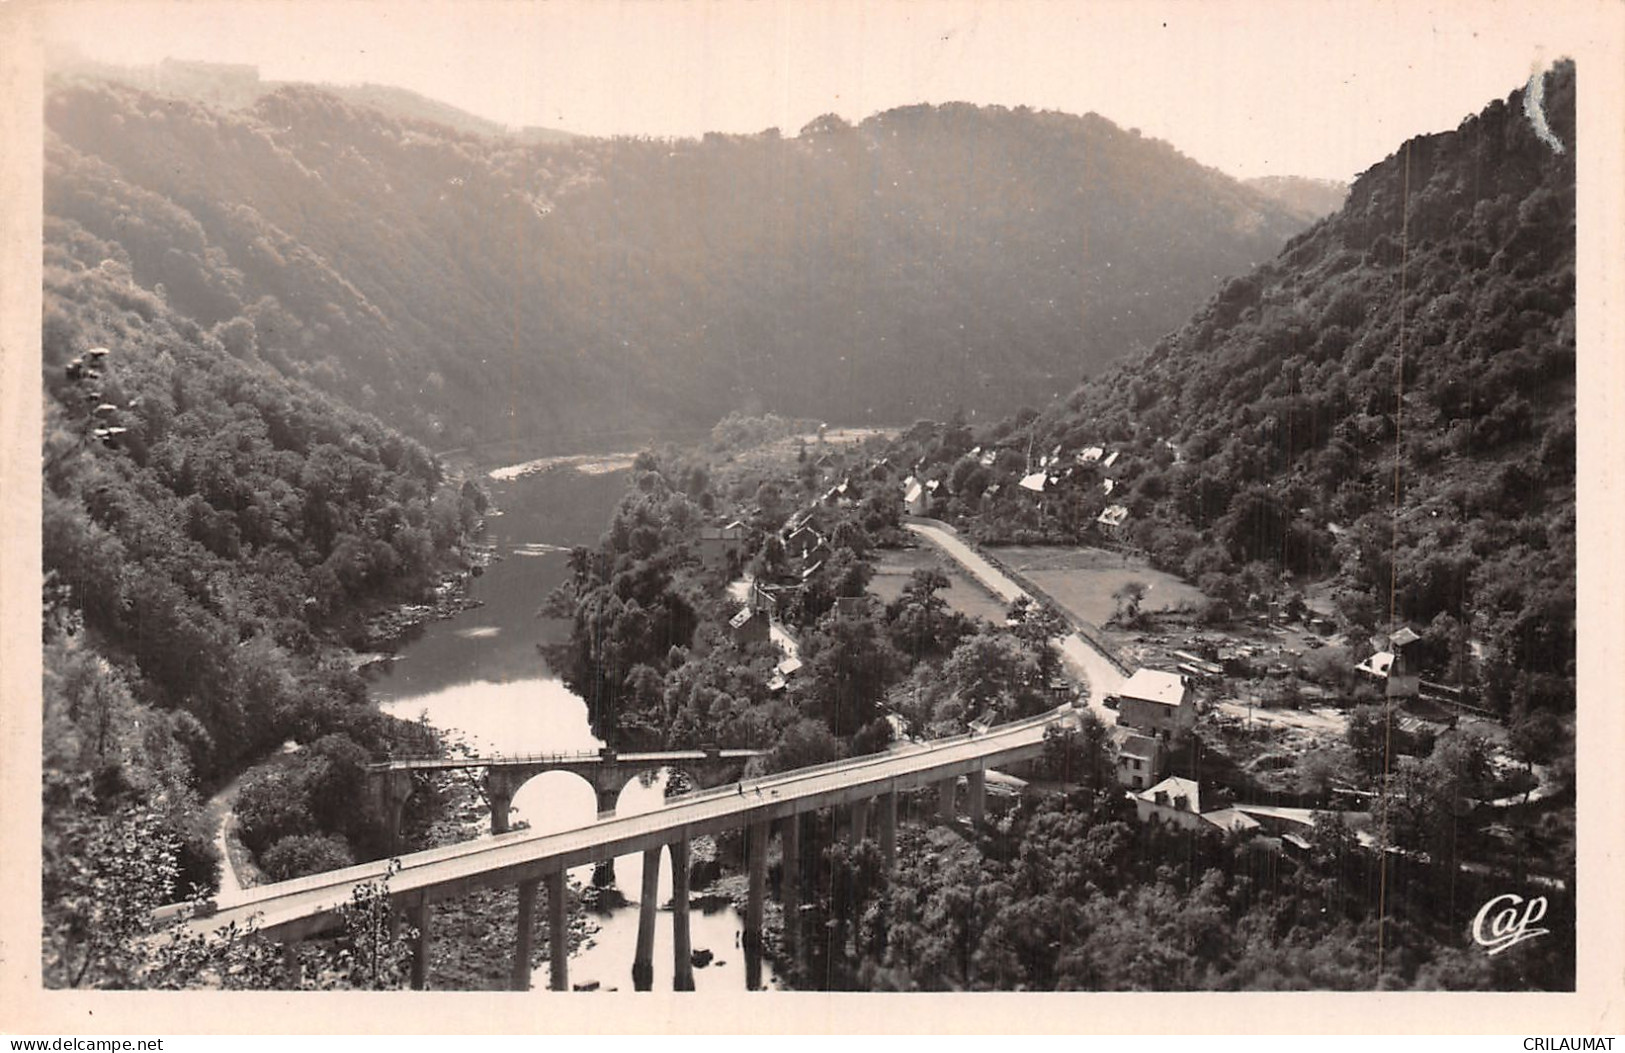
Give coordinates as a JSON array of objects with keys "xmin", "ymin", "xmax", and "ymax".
[
  {"xmin": 369, "ymin": 749, "xmax": 612, "ymax": 770},
  {"xmin": 370, "ymin": 747, "xmax": 765, "ymax": 772},
  {"xmin": 661, "ymin": 707, "xmax": 1070, "ymax": 807}
]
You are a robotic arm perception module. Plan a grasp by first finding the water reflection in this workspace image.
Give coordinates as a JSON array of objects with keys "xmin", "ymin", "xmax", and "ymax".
[{"xmin": 369, "ymin": 463, "xmax": 775, "ymax": 992}]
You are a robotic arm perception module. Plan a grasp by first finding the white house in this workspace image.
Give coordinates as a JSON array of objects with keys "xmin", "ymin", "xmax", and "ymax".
[
  {"xmin": 1134, "ymin": 776, "xmax": 1205, "ymax": 831},
  {"xmin": 1116, "ymin": 668, "xmax": 1197, "ymax": 742}
]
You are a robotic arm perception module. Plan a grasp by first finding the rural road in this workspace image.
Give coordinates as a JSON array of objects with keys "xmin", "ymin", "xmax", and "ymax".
[{"xmin": 904, "ymin": 520, "xmax": 1127, "ymax": 718}]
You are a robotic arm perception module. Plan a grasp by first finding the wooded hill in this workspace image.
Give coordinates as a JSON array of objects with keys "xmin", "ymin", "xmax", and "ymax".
[
  {"xmin": 904, "ymin": 63, "xmax": 1576, "ymax": 718},
  {"xmin": 45, "ymin": 75, "xmax": 1308, "ymax": 448},
  {"xmin": 41, "ymin": 215, "xmax": 476, "ymax": 983}
]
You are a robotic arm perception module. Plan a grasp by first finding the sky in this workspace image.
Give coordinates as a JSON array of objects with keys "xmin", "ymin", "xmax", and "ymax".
[{"xmin": 36, "ymin": 0, "xmax": 1597, "ymax": 182}]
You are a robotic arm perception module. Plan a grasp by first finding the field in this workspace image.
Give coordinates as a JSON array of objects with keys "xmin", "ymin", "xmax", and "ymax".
[
  {"xmin": 870, "ymin": 546, "xmax": 1013, "ymax": 624},
  {"xmin": 986, "ymin": 545, "xmax": 1207, "ymax": 627}
]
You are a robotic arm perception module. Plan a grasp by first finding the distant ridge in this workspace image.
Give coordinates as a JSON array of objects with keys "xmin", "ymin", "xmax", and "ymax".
[
  {"xmin": 47, "ymin": 53, "xmax": 579, "ymax": 142},
  {"xmin": 45, "ymin": 80, "xmax": 1309, "ymax": 446},
  {"xmin": 1244, "ymin": 175, "xmax": 1349, "ymax": 222}
]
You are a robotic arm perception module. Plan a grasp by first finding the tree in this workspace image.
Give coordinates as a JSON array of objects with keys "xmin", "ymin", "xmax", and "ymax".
[
  {"xmin": 1110, "ymin": 580, "xmax": 1148, "ymax": 627},
  {"xmin": 941, "ymin": 630, "xmax": 1041, "ymax": 726},
  {"xmin": 44, "ymin": 792, "xmax": 182, "ymax": 988},
  {"xmin": 1008, "ymin": 596, "xmax": 1066, "ymax": 684},
  {"xmin": 1037, "ymin": 715, "xmax": 1114, "ymax": 790},
  {"xmin": 1508, "ymin": 707, "xmax": 1563, "ymax": 774},
  {"xmin": 803, "ymin": 611, "xmax": 901, "ymax": 738},
  {"xmin": 887, "ymin": 566, "xmax": 961, "ymax": 660}
]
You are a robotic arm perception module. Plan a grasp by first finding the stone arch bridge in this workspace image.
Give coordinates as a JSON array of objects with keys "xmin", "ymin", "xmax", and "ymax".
[{"xmin": 370, "ymin": 748, "xmax": 764, "ymax": 844}]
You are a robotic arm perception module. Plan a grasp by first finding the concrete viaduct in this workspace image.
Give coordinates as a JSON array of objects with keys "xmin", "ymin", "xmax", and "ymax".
[
  {"xmin": 369, "ymin": 748, "xmax": 765, "ymax": 845},
  {"xmin": 174, "ymin": 708, "xmax": 1080, "ymax": 992}
]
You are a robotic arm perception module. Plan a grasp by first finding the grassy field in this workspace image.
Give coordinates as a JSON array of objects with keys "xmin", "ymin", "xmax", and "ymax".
[
  {"xmin": 870, "ymin": 546, "xmax": 1012, "ymax": 624},
  {"xmin": 987, "ymin": 545, "xmax": 1207, "ymax": 627}
]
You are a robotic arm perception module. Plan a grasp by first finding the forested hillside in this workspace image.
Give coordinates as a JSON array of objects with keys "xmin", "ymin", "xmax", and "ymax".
[
  {"xmin": 44, "ymin": 76, "xmax": 1306, "ymax": 447},
  {"xmin": 902, "ymin": 63, "xmax": 1575, "ymax": 718},
  {"xmin": 41, "ymin": 217, "xmax": 478, "ymax": 986}
]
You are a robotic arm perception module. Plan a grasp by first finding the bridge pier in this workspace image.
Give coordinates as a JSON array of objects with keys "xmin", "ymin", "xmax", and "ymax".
[
  {"xmin": 779, "ymin": 815, "xmax": 800, "ymax": 958},
  {"xmin": 670, "ymin": 835, "xmax": 694, "ymax": 991},
  {"xmin": 967, "ymin": 768, "xmax": 986, "ymax": 824},
  {"xmin": 407, "ymin": 899, "xmax": 432, "ymax": 990},
  {"xmin": 511, "ymin": 877, "xmax": 539, "ymax": 990},
  {"xmin": 282, "ymin": 940, "xmax": 302, "ymax": 988},
  {"xmin": 378, "ymin": 772, "xmax": 413, "ymax": 853},
  {"xmin": 744, "ymin": 820, "xmax": 768, "ymax": 990},
  {"xmin": 486, "ymin": 770, "xmax": 517, "ymax": 835},
  {"xmin": 938, "ymin": 776, "xmax": 956, "ymax": 821},
  {"xmin": 850, "ymin": 797, "xmax": 871, "ymax": 843},
  {"xmin": 878, "ymin": 791, "xmax": 897, "ymax": 867},
  {"xmin": 590, "ymin": 785, "xmax": 621, "ymax": 887},
  {"xmin": 546, "ymin": 870, "xmax": 569, "ymax": 991},
  {"xmin": 632, "ymin": 846, "xmax": 661, "ymax": 991}
]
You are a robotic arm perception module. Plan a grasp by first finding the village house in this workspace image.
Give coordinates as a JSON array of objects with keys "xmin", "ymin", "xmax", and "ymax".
[
  {"xmin": 1096, "ymin": 503, "xmax": 1130, "ymax": 538},
  {"xmin": 697, "ymin": 520, "xmax": 747, "ymax": 572},
  {"xmin": 1356, "ymin": 625, "xmax": 1422, "ymax": 698},
  {"xmin": 1115, "ymin": 668, "xmax": 1196, "ymax": 743},
  {"xmin": 1112, "ymin": 728, "xmax": 1165, "ymax": 790},
  {"xmin": 1134, "ymin": 777, "xmax": 1269, "ymax": 836},
  {"xmin": 728, "ymin": 606, "xmax": 770, "ymax": 647},
  {"xmin": 902, "ymin": 476, "xmax": 931, "ymax": 516},
  {"xmin": 767, "ymin": 656, "xmax": 803, "ymax": 693},
  {"xmin": 1134, "ymin": 776, "xmax": 1206, "ymax": 831},
  {"xmin": 785, "ymin": 523, "xmax": 828, "ymax": 564}
]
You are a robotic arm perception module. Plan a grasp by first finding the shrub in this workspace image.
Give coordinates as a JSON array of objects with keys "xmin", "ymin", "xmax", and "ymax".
[{"xmin": 261, "ymin": 832, "xmax": 356, "ymax": 881}]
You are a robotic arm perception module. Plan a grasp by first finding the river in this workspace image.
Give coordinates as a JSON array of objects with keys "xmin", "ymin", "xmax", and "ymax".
[{"xmin": 367, "ymin": 455, "xmax": 779, "ymax": 992}]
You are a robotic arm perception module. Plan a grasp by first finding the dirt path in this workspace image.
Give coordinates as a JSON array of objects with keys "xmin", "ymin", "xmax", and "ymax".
[{"xmin": 203, "ymin": 742, "xmax": 302, "ymax": 903}]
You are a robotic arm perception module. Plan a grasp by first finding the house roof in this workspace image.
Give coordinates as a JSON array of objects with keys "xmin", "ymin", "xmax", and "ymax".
[
  {"xmin": 1113, "ymin": 730, "xmax": 1161, "ymax": 760},
  {"xmin": 728, "ymin": 608, "xmax": 755, "ymax": 630},
  {"xmin": 1102, "ymin": 450, "xmax": 1121, "ymax": 468},
  {"xmin": 1019, "ymin": 471, "xmax": 1048, "ymax": 493},
  {"xmin": 1139, "ymin": 776, "xmax": 1201, "ymax": 812},
  {"xmin": 1097, "ymin": 504, "xmax": 1129, "ymax": 526},
  {"xmin": 904, "ymin": 481, "xmax": 924, "ymax": 503},
  {"xmin": 1388, "ymin": 626, "xmax": 1421, "ymax": 648},
  {"xmin": 1357, "ymin": 651, "xmax": 1395, "ymax": 677},
  {"xmin": 776, "ymin": 657, "xmax": 803, "ymax": 677},
  {"xmin": 1202, "ymin": 808, "xmax": 1262, "ymax": 834},
  {"xmin": 1120, "ymin": 668, "xmax": 1189, "ymax": 707}
]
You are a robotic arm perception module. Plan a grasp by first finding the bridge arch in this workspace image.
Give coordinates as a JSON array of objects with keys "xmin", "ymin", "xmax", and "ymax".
[
  {"xmin": 498, "ymin": 768, "xmax": 602, "ymax": 833},
  {"xmin": 369, "ymin": 749, "xmax": 762, "ymax": 843}
]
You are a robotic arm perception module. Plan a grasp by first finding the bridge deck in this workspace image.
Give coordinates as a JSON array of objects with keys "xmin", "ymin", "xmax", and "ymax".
[
  {"xmin": 173, "ymin": 709, "xmax": 1076, "ymax": 942},
  {"xmin": 369, "ymin": 749, "xmax": 765, "ymax": 772}
]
